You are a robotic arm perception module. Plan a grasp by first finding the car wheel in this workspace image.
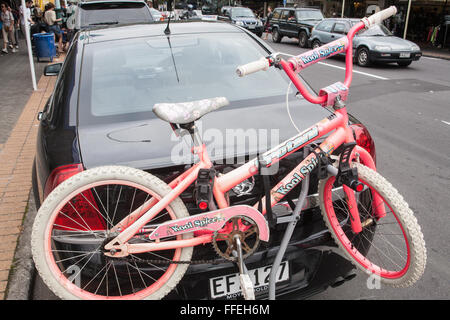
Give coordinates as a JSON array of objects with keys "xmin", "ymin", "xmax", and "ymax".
[
  {"xmin": 397, "ymin": 61, "xmax": 412, "ymax": 67},
  {"xmin": 357, "ymin": 47, "xmax": 371, "ymax": 67},
  {"xmin": 256, "ymin": 31, "xmax": 263, "ymax": 37},
  {"xmin": 312, "ymin": 39, "xmax": 321, "ymax": 49},
  {"xmin": 272, "ymin": 28, "xmax": 282, "ymax": 43},
  {"xmin": 298, "ymin": 31, "xmax": 308, "ymax": 48}
]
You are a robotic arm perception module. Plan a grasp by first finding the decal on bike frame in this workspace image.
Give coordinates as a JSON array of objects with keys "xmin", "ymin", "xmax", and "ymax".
[{"xmin": 259, "ymin": 126, "xmax": 319, "ymax": 167}]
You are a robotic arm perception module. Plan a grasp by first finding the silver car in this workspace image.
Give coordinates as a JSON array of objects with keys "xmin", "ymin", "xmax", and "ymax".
[{"xmin": 309, "ymin": 18, "xmax": 422, "ymax": 67}]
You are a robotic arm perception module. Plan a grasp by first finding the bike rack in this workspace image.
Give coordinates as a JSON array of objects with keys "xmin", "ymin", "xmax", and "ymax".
[{"xmin": 267, "ymin": 148, "xmax": 311, "ymax": 300}]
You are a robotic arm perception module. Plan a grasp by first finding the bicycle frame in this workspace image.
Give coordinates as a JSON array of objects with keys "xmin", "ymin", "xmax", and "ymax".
[{"xmin": 104, "ymin": 20, "xmax": 382, "ymax": 256}]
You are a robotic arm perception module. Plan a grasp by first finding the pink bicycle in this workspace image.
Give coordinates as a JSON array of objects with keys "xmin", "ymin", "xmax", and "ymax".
[{"xmin": 32, "ymin": 6, "xmax": 426, "ymax": 300}]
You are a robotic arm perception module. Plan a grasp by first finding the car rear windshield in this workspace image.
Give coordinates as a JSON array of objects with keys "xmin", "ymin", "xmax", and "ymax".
[
  {"xmin": 79, "ymin": 32, "xmax": 293, "ymax": 123},
  {"xmin": 296, "ymin": 10, "xmax": 323, "ymax": 20},
  {"xmin": 359, "ymin": 24, "xmax": 392, "ymax": 36},
  {"xmin": 80, "ymin": 2, "xmax": 152, "ymax": 27}
]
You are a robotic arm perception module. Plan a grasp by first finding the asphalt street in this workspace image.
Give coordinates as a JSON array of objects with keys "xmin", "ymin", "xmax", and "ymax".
[
  {"xmin": 267, "ymin": 37, "xmax": 450, "ymax": 300},
  {"xmin": 30, "ymin": 37, "xmax": 449, "ymax": 300}
]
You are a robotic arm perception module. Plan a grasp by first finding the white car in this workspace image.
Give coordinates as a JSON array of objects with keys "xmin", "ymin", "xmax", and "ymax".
[{"xmin": 149, "ymin": 7, "xmax": 163, "ymax": 21}]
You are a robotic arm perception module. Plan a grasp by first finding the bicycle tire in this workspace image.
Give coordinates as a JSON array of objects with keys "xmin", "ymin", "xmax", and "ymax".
[
  {"xmin": 31, "ymin": 165, "xmax": 193, "ymax": 300},
  {"xmin": 318, "ymin": 163, "xmax": 426, "ymax": 287}
]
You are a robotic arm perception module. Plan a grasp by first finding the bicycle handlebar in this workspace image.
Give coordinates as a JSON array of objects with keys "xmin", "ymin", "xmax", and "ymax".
[
  {"xmin": 236, "ymin": 57, "xmax": 270, "ymax": 77},
  {"xmin": 236, "ymin": 6, "xmax": 398, "ymax": 105},
  {"xmin": 362, "ymin": 6, "xmax": 397, "ymax": 29}
]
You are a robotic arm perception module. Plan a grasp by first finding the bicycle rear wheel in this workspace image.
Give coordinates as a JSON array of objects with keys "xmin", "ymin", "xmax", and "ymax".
[
  {"xmin": 32, "ymin": 166, "xmax": 193, "ymax": 300},
  {"xmin": 318, "ymin": 163, "xmax": 426, "ymax": 287}
]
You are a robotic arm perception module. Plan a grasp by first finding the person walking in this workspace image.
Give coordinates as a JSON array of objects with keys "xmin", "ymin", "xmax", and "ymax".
[
  {"xmin": 262, "ymin": 7, "xmax": 273, "ymax": 41},
  {"xmin": 1, "ymin": 2, "xmax": 18, "ymax": 54},
  {"xmin": 44, "ymin": 2, "xmax": 63, "ymax": 53}
]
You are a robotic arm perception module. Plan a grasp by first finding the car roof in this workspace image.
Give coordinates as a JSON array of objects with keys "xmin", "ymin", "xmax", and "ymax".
[
  {"xmin": 274, "ymin": 7, "xmax": 321, "ymax": 11},
  {"xmin": 320, "ymin": 18, "xmax": 360, "ymax": 22},
  {"xmin": 80, "ymin": 0, "xmax": 145, "ymax": 2},
  {"xmin": 79, "ymin": 0, "xmax": 145, "ymax": 4},
  {"xmin": 78, "ymin": 21, "xmax": 244, "ymax": 43}
]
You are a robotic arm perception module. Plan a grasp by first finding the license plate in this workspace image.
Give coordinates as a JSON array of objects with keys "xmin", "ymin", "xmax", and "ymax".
[
  {"xmin": 209, "ymin": 261, "xmax": 289, "ymax": 299},
  {"xmin": 400, "ymin": 52, "xmax": 410, "ymax": 58},
  {"xmin": 248, "ymin": 25, "xmax": 255, "ymax": 29}
]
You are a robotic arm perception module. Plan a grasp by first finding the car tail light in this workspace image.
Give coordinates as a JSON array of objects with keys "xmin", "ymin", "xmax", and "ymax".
[
  {"xmin": 350, "ymin": 123, "xmax": 376, "ymax": 165},
  {"xmin": 44, "ymin": 163, "xmax": 84, "ymax": 199},
  {"xmin": 44, "ymin": 164, "xmax": 106, "ymax": 231}
]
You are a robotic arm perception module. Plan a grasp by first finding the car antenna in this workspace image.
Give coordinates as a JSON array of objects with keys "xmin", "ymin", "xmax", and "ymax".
[
  {"xmin": 164, "ymin": 16, "xmax": 171, "ymax": 35},
  {"xmin": 164, "ymin": 17, "xmax": 180, "ymax": 82}
]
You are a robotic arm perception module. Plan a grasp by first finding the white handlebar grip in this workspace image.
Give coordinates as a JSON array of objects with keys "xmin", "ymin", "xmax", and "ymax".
[
  {"xmin": 236, "ymin": 57, "xmax": 270, "ymax": 77},
  {"xmin": 363, "ymin": 6, "xmax": 397, "ymax": 28}
]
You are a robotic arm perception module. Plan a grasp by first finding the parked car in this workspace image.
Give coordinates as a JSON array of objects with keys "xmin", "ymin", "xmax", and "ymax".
[
  {"xmin": 270, "ymin": 7, "xmax": 324, "ymax": 47},
  {"xmin": 149, "ymin": 7, "xmax": 164, "ymax": 21},
  {"xmin": 73, "ymin": 0, "xmax": 153, "ymax": 31},
  {"xmin": 220, "ymin": 5, "xmax": 232, "ymax": 16},
  {"xmin": 219, "ymin": 6, "xmax": 264, "ymax": 37},
  {"xmin": 34, "ymin": 20, "xmax": 377, "ymax": 300},
  {"xmin": 309, "ymin": 18, "xmax": 422, "ymax": 67}
]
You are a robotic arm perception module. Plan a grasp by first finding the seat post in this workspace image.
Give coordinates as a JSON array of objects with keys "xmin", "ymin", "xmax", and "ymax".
[{"xmin": 179, "ymin": 122, "xmax": 203, "ymax": 147}]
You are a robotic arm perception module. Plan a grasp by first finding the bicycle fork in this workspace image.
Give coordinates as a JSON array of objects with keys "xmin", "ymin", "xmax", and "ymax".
[{"xmin": 267, "ymin": 148, "xmax": 370, "ymax": 299}]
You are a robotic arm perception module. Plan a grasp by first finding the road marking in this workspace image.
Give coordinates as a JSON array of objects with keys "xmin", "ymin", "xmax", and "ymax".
[
  {"xmin": 442, "ymin": 120, "xmax": 450, "ymax": 126},
  {"xmin": 318, "ymin": 61, "xmax": 389, "ymax": 80}
]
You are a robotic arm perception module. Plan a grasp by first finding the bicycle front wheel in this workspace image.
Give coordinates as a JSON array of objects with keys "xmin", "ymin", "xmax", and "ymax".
[
  {"xmin": 318, "ymin": 163, "xmax": 426, "ymax": 287},
  {"xmin": 32, "ymin": 165, "xmax": 193, "ymax": 300}
]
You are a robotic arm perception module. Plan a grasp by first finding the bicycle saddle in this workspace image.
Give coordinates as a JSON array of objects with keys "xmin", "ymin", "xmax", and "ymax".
[{"xmin": 153, "ymin": 97, "xmax": 229, "ymax": 124}]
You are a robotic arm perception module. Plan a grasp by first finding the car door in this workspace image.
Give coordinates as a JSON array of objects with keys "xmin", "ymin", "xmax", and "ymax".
[
  {"xmin": 330, "ymin": 21, "xmax": 347, "ymax": 41},
  {"xmin": 271, "ymin": 8, "xmax": 281, "ymax": 29},
  {"xmin": 279, "ymin": 9, "xmax": 290, "ymax": 35},
  {"xmin": 285, "ymin": 9, "xmax": 297, "ymax": 36},
  {"xmin": 314, "ymin": 20, "xmax": 335, "ymax": 44}
]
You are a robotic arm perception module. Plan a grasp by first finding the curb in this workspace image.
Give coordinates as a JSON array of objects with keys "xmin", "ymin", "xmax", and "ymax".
[
  {"xmin": 422, "ymin": 51, "xmax": 450, "ymax": 61},
  {"xmin": 5, "ymin": 190, "xmax": 36, "ymax": 300}
]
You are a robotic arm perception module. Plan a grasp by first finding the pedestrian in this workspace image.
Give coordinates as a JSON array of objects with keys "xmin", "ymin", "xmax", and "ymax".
[
  {"xmin": 262, "ymin": 6, "xmax": 272, "ymax": 41},
  {"xmin": 44, "ymin": 2, "xmax": 63, "ymax": 53},
  {"xmin": 1, "ymin": 2, "xmax": 18, "ymax": 54},
  {"xmin": 8, "ymin": 4, "xmax": 20, "ymax": 50}
]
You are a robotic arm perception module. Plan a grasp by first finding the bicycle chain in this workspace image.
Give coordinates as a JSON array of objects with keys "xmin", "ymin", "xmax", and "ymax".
[
  {"xmin": 110, "ymin": 240, "xmax": 229, "ymax": 266},
  {"xmin": 117, "ymin": 255, "xmax": 229, "ymax": 266}
]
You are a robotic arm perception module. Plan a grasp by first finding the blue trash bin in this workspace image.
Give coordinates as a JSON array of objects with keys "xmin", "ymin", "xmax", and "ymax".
[{"xmin": 33, "ymin": 33, "xmax": 56, "ymax": 62}]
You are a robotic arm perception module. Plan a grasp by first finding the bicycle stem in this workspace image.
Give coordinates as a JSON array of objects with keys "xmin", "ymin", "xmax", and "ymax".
[{"xmin": 278, "ymin": 21, "xmax": 366, "ymax": 105}]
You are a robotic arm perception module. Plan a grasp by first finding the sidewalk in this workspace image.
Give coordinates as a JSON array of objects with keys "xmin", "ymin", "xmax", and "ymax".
[
  {"xmin": 418, "ymin": 42, "xmax": 450, "ymax": 60},
  {"xmin": 0, "ymin": 49, "xmax": 63, "ymax": 299}
]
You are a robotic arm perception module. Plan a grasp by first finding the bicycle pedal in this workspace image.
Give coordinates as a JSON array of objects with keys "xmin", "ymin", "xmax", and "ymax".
[{"xmin": 239, "ymin": 274, "xmax": 255, "ymax": 300}]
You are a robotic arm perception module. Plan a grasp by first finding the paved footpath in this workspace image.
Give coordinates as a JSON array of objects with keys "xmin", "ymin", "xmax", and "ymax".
[{"xmin": 0, "ymin": 55, "xmax": 60, "ymax": 299}]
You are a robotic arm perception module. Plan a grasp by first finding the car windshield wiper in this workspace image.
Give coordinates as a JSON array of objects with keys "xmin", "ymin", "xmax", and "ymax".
[{"xmin": 89, "ymin": 21, "xmax": 119, "ymax": 26}]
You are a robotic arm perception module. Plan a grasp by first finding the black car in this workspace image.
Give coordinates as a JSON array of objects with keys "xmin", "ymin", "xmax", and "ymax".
[
  {"xmin": 33, "ymin": 21, "xmax": 376, "ymax": 300},
  {"xmin": 72, "ymin": 0, "xmax": 153, "ymax": 30},
  {"xmin": 270, "ymin": 7, "xmax": 324, "ymax": 47},
  {"xmin": 219, "ymin": 7, "xmax": 264, "ymax": 37}
]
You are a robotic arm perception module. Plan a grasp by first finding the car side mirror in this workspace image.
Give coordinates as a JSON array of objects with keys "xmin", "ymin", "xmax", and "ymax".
[{"xmin": 44, "ymin": 63, "xmax": 62, "ymax": 76}]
